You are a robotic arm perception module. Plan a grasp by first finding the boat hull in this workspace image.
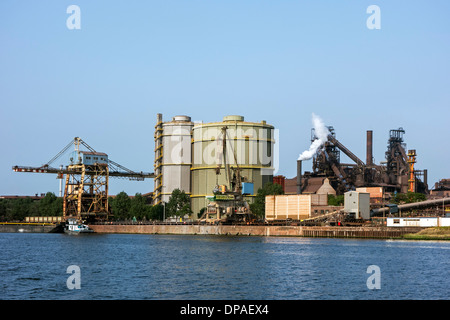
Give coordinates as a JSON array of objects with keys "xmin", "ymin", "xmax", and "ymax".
[{"xmin": 64, "ymin": 229, "xmax": 94, "ymax": 234}]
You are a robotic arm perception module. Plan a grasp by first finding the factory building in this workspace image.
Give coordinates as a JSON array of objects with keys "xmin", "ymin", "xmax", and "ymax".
[{"xmin": 154, "ymin": 114, "xmax": 275, "ymax": 219}]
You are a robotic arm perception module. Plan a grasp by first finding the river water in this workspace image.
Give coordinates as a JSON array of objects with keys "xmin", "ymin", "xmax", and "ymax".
[{"xmin": 0, "ymin": 233, "xmax": 449, "ymax": 300}]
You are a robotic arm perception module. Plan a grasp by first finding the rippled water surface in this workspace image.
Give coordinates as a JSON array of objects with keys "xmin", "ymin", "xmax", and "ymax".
[{"xmin": 1, "ymin": 233, "xmax": 449, "ymax": 299}]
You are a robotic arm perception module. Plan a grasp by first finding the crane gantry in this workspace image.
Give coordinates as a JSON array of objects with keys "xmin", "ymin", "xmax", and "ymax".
[{"xmin": 13, "ymin": 137, "xmax": 154, "ymax": 222}]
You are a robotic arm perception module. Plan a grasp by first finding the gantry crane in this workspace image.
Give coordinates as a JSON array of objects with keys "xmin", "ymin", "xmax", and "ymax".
[{"xmin": 13, "ymin": 137, "xmax": 154, "ymax": 222}]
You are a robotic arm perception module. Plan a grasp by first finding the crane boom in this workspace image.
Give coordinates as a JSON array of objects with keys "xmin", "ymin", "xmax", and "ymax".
[
  {"xmin": 215, "ymin": 126, "xmax": 242, "ymax": 194},
  {"xmin": 12, "ymin": 137, "xmax": 154, "ymax": 180},
  {"xmin": 12, "ymin": 165, "xmax": 154, "ymax": 180}
]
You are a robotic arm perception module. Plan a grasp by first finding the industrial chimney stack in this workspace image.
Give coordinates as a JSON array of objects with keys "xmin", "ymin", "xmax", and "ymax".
[
  {"xmin": 366, "ymin": 130, "xmax": 373, "ymax": 166},
  {"xmin": 297, "ymin": 160, "xmax": 302, "ymax": 194}
]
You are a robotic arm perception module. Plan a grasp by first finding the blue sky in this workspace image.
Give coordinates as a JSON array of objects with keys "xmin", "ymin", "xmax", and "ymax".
[{"xmin": 1, "ymin": 1, "xmax": 449, "ymax": 196}]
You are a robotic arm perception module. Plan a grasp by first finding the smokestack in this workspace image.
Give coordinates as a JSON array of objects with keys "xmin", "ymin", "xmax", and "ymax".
[
  {"xmin": 424, "ymin": 169, "xmax": 428, "ymax": 188},
  {"xmin": 366, "ymin": 130, "xmax": 373, "ymax": 166},
  {"xmin": 297, "ymin": 160, "xmax": 302, "ymax": 194}
]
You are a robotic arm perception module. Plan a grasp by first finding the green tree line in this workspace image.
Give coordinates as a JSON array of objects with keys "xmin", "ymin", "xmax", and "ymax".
[
  {"xmin": 109, "ymin": 189, "xmax": 192, "ymax": 221},
  {"xmin": 109, "ymin": 192, "xmax": 164, "ymax": 221},
  {"xmin": 0, "ymin": 190, "xmax": 185, "ymax": 222},
  {"xmin": 0, "ymin": 192, "xmax": 63, "ymax": 222},
  {"xmin": 0, "ymin": 191, "xmax": 163, "ymax": 222}
]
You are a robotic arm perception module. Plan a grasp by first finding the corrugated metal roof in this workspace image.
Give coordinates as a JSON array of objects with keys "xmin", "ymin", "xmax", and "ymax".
[{"xmin": 80, "ymin": 151, "xmax": 108, "ymax": 156}]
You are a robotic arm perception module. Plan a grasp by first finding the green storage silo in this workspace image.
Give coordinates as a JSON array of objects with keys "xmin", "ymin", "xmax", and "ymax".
[{"xmin": 190, "ymin": 115, "xmax": 275, "ymax": 217}]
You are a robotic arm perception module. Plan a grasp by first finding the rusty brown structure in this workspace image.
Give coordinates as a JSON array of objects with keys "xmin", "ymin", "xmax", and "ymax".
[
  {"xmin": 299, "ymin": 127, "xmax": 428, "ymax": 196},
  {"xmin": 273, "ymin": 175, "xmax": 286, "ymax": 192}
]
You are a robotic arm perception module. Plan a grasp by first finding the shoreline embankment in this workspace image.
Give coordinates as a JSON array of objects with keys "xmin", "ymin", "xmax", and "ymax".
[
  {"xmin": 3, "ymin": 223, "xmax": 449, "ymax": 240},
  {"xmin": 89, "ymin": 224, "xmax": 423, "ymax": 239}
]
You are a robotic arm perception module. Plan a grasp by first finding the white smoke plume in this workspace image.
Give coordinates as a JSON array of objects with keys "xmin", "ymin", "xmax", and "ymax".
[{"xmin": 298, "ymin": 113, "xmax": 330, "ymax": 161}]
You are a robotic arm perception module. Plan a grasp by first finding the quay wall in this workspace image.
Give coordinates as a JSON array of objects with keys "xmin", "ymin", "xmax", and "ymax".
[
  {"xmin": 0, "ymin": 223, "xmax": 58, "ymax": 233},
  {"xmin": 89, "ymin": 224, "xmax": 422, "ymax": 239},
  {"xmin": 0, "ymin": 223, "xmax": 423, "ymax": 238}
]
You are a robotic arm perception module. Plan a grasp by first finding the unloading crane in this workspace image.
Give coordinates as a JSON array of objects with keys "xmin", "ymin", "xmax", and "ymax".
[
  {"xmin": 215, "ymin": 126, "xmax": 243, "ymax": 196},
  {"xmin": 13, "ymin": 137, "xmax": 154, "ymax": 222},
  {"xmin": 200, "ymin": 126, "xmax": 254, "ymax": 224}
]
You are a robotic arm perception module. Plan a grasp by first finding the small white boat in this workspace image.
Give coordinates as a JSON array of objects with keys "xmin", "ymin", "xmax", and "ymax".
[{"xmin": 64, "ymin": 218, "xmax": 94, "ymax": 234}]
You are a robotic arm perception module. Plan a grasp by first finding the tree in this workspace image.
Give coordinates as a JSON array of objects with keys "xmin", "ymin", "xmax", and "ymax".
[
  {"xmin": 0, "ymin": 200, "xmax": 6, "ymax": 221},
  {"xmin": 52, "ymin": 197, "xmax": 63, "ymax": 216},
  {"xmin": 110, "ymin": 191, "xmax": 131, "ymax": 220},
  {"xmin": 148, "ymin": 204, "xmax": 164, "ymax": 221},
  {"xmin": 129, "ymin": 193, "xmax": 151, "ymax": 220},
  {"xmin": 10, "ymin": 198, "xmax": 33, "ymax": 221},
  {"xmin": 392, "ymin": 191, "xmax": 426, "ymax": 204},
  {"xmin": 38, "ymin": 192, "xmax": 62, "ymax": 216},
  {"xmin": 250, "ymin": 182, "xmax": 284, "ymax": 218},
  {"xmin": 166, "ymin": 189, "xmax": 192, "ymax": 219}
]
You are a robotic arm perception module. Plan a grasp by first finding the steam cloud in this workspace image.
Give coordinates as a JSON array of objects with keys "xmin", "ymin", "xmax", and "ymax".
[{"xmin": 298, "ymin": 113, "xmax": 330, "ymax": 161}]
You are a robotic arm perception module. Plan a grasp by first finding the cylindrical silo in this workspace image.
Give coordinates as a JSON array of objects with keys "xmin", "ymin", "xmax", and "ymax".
[
  {"xmin": 191, "ymin": 115, "xmax": 275, "ymax": 217},
  {"xmin": 157, "ymin": 115, "xmax": 193, "ymax": 204}
]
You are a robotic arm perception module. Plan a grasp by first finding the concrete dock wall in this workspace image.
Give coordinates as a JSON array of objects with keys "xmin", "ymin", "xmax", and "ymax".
[
  {"xmin": 89, "ymin": 224, "xmax": 421, "ymax": 239},
  {"xmin": 0, "ymin": 224, "xmax": 57, "ymax": 233},
  {"xmin": 0, "ymin": 223, "xmax": 422, "ymax": 238}
]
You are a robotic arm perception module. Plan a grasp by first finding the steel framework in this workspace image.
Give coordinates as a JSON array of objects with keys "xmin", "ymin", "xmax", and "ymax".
[
  {"xmin": 63, "ymin": 163, "xmax": 109, "ymax": 221},
  {"xmin": 13, "ymin": 137, "xmax": 154, "ymax": 222}
]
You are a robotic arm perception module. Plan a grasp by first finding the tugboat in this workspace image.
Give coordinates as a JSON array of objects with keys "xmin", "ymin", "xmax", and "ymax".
[{"xmin": 64, "ymin": 218, "xmax": 94, "ymax": 234}]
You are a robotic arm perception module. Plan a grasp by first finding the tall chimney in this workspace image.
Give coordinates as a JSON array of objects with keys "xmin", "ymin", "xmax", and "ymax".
[
  {"xmin": 366, "ymin": 130, "xmax": 373, "ymax": 166},
  {"xmin": 297, "ymin": 160, "xmax": 302, "ymax": 194}
]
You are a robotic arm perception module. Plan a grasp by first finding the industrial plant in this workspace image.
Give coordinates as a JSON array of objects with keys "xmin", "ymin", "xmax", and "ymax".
[
  {"xmin": 296, "ymin": 126, "xmax": 429, "ymax": 196},
  {"xmin": 146, "ymin": 112, "xmax": 450, "ymax": 228},
  {"xmin": 266, "ymin": 121, "xmax": 449, "ymax": 227},
  {"xmin": 9, "ymin": 112, "xmax": 450, "ymax": 231}
]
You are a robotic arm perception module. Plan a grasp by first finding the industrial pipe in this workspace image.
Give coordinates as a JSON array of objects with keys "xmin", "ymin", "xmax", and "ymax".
[
  {"xmin": 371, "ymin": 197, "xmax": 450, "ymax": 216},
  {"xmin": 327, "ymin": 135, "xmax": 365, "ymax": 166}
]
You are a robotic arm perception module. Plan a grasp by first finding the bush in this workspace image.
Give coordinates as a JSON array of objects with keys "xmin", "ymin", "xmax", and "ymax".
[
  {"xmin": 392, "ymin": 192, "xmax": 426, "ymax": 204},
  {"xmin": 328, "ymin": 194, "xmax": 344, "ymax": 206},
  {"xmin": 250, "ymin": 182, "xmax": 284, "ymax": 218}
]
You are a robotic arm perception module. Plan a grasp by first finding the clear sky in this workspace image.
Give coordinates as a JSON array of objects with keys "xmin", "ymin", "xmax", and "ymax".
[{"xmin": 1, "ymin": 1, "xmax": 449, "ymax": 196}]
